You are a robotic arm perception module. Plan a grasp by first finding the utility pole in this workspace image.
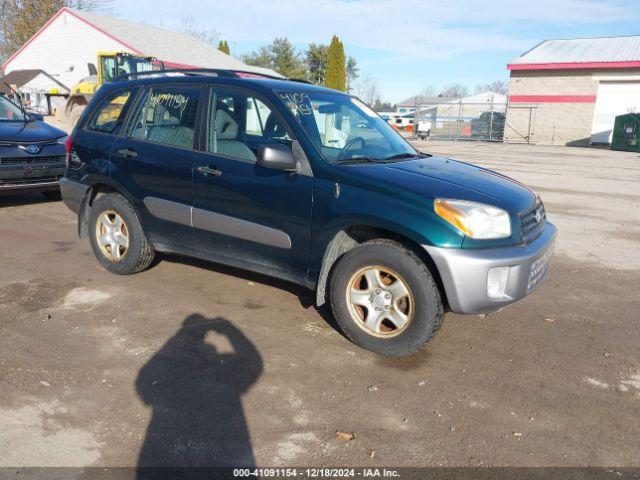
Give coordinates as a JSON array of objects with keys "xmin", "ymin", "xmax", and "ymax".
[
  {"xmin": 412, "ymin": 96, "xmax": 418, "ymax": 139},
  {"xmin": 488, "ymin": 94, "xmax": 495, "ymax": 142}
]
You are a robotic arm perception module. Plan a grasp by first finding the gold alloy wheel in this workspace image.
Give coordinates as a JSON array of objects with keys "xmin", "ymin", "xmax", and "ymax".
[
  {"xmin": 95, "ymin": 210, "xmax": 130, "ymax": 262},
  {"xmin": 346, "ymin": 266, "xmax": 415, "ymax": 337}
]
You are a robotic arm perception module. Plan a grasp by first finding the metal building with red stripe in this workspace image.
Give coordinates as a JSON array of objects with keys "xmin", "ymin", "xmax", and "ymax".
[{"xmin": 505, "ymin": 36, "xmax": 640, "ymax": 146}]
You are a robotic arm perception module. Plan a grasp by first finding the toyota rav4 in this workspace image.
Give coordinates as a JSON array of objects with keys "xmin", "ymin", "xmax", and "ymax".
[
  {"xmin": 0, "ymin": 94, "xmax": 66, "ymax": 197},
  {"xmin": 60, "ymin": 70, "xmax": 556, "ymax": 356}
]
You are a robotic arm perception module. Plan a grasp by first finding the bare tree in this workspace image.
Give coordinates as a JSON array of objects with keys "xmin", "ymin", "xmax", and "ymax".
[
  {"xmin": 421, "ymin": 85, "xmax": 437, "ymax": 97},
  {"xmin": 354, "ymin": 75, "xmax": 381, "ymax": 106},
  {"xmin": 372, "ymin": 99, "xmax": 395, "ymax": 112},
  {"xmin": 66, "ymin": 0, "xmax": 112, "ymax": 10},
  {"xmin": 439, "ymin": 83, "xmax": 469, "ymax": 99},
  {"xmin": 474, "ymin": 80, "xmax": 508, "ymax": 95},
  {"xmin": 179, "ymin": 15, "xmax": 219, "ymax": 46}
]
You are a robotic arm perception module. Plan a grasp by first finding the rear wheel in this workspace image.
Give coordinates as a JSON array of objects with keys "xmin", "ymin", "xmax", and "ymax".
[
  {"xmin": 88, "ymin": 193, "xmax": 155, "ymax": 275},
  {"xmin": 329, "ymin": 239, "xmax": 444, "ymax": 357}
]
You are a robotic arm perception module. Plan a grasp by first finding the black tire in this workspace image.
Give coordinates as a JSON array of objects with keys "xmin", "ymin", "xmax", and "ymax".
[
  {"xmin": 88, "ymin": 193, "xmax": 155, "ymax": 275},
  {"xmin": 329, "ymin": 239, "xmax": 444, "ymax": 357}
]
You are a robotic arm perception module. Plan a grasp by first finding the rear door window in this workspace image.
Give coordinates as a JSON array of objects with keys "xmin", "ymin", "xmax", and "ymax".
[
  {"xmin": 87, "ymin": 90, "xmax": 131, "ymax": 134},
  {"xmin": 128, "ymin": 85, "xmax": 201, "ymax": 150}
]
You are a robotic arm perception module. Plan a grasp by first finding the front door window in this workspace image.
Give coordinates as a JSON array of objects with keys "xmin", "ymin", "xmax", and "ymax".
[{"xmin": 207, "ymin": 89, "xmax": 291, "ymax": 162}]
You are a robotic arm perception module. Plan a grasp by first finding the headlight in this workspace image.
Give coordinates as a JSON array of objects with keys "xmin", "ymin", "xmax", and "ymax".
[
  {"xmin": 55, "ymin": 136, "xmax": 68, "ymax": 145},
  {"xmin": 434, "ymin": 199, "xmax": 511, "ymax": 239}
]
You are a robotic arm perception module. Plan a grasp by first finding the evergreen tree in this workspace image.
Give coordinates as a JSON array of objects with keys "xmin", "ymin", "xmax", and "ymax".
[
  {"xmin": 306, "ymin": 43, "xmax": 328, "ymax": 85},
  {"xmin": 243, "ymin": 37, "xmax": 306, "ymax": 78},
  {"xmin": 305, "ymin": 42, "xmax": 357, "ymax": 88},
  {"xmin": 346, "ymin": 56, "xmax": 359, "ymax": 92},
  {"xmin": 325, "ymin": 35, "xmax": 346, "ymax": 92},
  {"xmin": 243, "ymin": 46, "xmax": 273, "ymax": 69},
  {"xmin": 270, "ymin": 37, "xmax": 306, "ymax": 79},
  {"xmin": 218, "ymin": 40, "xmax": 230, "ymax": 55}
]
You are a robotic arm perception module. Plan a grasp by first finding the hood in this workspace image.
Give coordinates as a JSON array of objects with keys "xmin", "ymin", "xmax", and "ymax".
[
  {"xmin": 343, "ymin": 156, "xmax": 536, "ymax": 214},
  {"xmin": 0, "ymin": 120, "xmax": 66, "ymax": 143}
]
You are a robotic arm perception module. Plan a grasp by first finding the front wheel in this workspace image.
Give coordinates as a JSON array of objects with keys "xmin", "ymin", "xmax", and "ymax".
[
  {"xmin": 88, "ymin": 193, "xmax": 155, "ymax": 275},
  {"xmin": 329, "ymin": 240, "xmax": 444, "ymax": 357}
]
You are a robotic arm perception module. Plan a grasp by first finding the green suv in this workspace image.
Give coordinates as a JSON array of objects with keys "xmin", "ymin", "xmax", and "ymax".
[{"xmin": 60, "ymin": 69, "xmax": 556, "ymax": 356}]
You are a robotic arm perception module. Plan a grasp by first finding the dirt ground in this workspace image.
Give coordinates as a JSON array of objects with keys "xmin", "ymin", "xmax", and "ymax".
[{"xmin": 0, "ymin": 139, "xmax": 639, "ymax": 469}]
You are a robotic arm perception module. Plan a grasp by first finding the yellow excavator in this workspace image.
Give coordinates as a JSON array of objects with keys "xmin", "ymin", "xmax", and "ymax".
[{"xmin": 63, "ymin": 51, "xmax": 163, "ymax": 128}]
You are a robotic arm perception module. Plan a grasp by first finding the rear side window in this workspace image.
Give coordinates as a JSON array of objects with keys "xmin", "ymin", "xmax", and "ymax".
[
  {"xmin": 87, "ymin": 90, "xmax": 131, "ymax": 134},
  {"xmin": 127, "ymin": 85, "xmax": 201, "ymax": 149}
]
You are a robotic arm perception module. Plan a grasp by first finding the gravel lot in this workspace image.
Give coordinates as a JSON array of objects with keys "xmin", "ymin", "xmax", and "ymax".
[{"xmin": 1, "ymin": 138, "xmax": 639, "ymax": 469}]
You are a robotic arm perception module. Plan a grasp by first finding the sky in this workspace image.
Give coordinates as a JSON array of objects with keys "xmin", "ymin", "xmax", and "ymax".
[{"xmin": 108, "ymin": 0, "xmax": 640, "ymax": 103}]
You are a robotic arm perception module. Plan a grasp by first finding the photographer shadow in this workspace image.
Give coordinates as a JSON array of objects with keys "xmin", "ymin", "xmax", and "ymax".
[{"xmin": 136, "ymin": 314, "xmax": 263, "ymax": 475}]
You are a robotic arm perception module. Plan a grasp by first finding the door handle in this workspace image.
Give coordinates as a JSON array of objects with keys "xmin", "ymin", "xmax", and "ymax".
[
  {"xmin": 197, "ymin": 165, "xmax": 222, "ymax": 176},
  {"xmin": 118, "ymin": 149, "xmax": 137, "ymax": 158}
]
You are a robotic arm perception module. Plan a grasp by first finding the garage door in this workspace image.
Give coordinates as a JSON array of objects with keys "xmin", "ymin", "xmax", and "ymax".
[{"xmin": 591, "ymin": 81, "xmax": 640, "ymax": 144}]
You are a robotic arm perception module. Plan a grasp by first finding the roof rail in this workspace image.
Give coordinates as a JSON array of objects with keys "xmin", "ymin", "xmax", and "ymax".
[
  {"xmin": 113, "ymin": 68, "xmax": 287, "ymax": 82},
  {"xmin": 287, "ymin": 77, "xmax": 313, "ymax": 85}
]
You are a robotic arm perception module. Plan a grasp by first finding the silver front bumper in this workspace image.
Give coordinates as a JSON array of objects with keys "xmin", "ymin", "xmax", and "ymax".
[{"xmin": 423, "ymin": 223, "xmax": 557, "ymax": 314}]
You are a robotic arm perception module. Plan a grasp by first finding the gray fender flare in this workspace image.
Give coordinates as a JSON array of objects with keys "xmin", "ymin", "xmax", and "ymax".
[{"xmin": 315, "ymin": 230, "xmax": 359, "ymax": 306}]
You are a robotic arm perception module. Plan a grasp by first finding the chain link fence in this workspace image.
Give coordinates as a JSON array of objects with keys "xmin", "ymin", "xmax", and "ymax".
[{"xmin": 407, "ymin": 99, "xmax": 508, "ymax": 142}]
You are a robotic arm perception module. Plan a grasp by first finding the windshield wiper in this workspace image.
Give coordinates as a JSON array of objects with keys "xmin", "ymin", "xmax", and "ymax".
[
  {"xmin": 334, "ymin": 157, "xmax": 382, "ymax": 165},
  {"xmin": 383, "ymin": 152, "xmax": 432, "ymax": 162}
]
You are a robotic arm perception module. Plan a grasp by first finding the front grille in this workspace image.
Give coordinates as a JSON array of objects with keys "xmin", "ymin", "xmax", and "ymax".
[
  {"xmin": 0, "ymin": 155, "xmax": 66, "ymax": 165},
  {"xmin": 527, "ymin": 245, "xmax": 553, "ymax": 292},
  {"xmin": 519, "ymin": 201, "xmax": 546, "ymax": 241},
  {"xmin": 0, "ymin": 175, "xmax": 61, "ymax": 185},
  {"xmin": 0, "ymin": 139, "xmax": 58, "ymax": 146}
]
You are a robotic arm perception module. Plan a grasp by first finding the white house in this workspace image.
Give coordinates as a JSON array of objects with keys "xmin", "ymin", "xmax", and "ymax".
[
  {"xmin": 1, "ymin": 7, "xmax": 280, "ymax": 91},
  {"xmin": 0, "ymin": 69, "xmax": 70, "ymax": 115}
]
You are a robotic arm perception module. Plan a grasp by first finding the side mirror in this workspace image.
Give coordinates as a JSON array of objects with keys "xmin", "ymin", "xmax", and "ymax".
[
  {"xmin": 29, "ymin": 112, "xmax": 44, "ymax": 121},
  {"xmin": 257, "ymin": 144, "xmax": 298, "ymax": 172}
]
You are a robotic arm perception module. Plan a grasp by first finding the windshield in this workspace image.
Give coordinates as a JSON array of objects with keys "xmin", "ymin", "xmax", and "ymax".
[
  {"xmin": 120, "ymin": 56, "xmax": 155, "ymax": 75},
  {"xmin": 102, "ymin": 55, "xmax": 156, "ymax": 83},
  {"xmin": 279, "ymin": 92, "xmax": 418, "ymax": 163},
  {"xmin": 0, "ymin": 96, "xmax": 26, "ymax": 121}
]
